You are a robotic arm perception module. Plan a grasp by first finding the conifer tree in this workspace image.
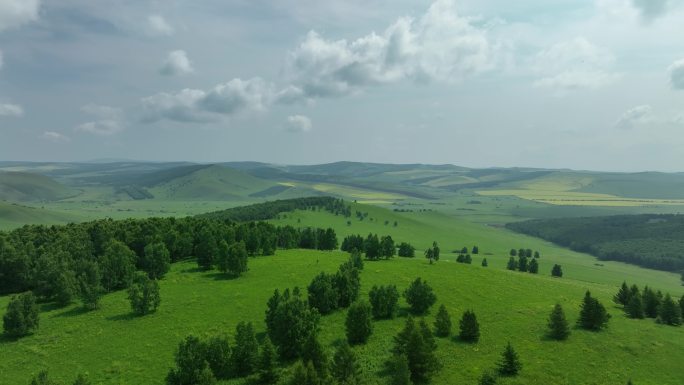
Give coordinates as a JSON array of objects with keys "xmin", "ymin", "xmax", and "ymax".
[
  {"xmin": 257, "ymin": 338, "xmax": 279, "ymax": 385},
  {"xmin": 497, "ymin": 342, "xmax": 522, "ymax": 376},
  {"xmin": 479, "ymin": 371, "xmax": 497, "ymax": 385},
  {"xmin": 369, "ymin": 285, "xmax": 399, "ymax": 319},
  {"xmin": 301, "ymin": 333, "xmax": 329, "ymax": 380},
  {"xmin": 577, "ymin": 291, "xmax": 610, "ymax": 331},
  {"xmin": 551, "ymin": 264, "xmax": 563, "ymax": 277},
  {"xmin": 166, "ymin": 335, "xmax": 216, "ymax": 385},
  {"xmin": 481, "ymin": 258, "xmax": 488, "ymax": 267},
  {"xmin": 3, "ymin": 291, "xmax": 39, "ymax": 338},
  {"xmin": 657, "ymin": 294, "xmax": 682, "ymax": 326},
  {"xmin": 231, "ymin": 322, "xmax": 259, "ymax": 377},
  {"xmin": 614, "ymin": 281, "xmax": 631, "ymax": 306},
  {"xmin": 626, "ymin": 294, "xmax": 644, "ymax": 319},
  {"xmin": 288, "ymin": 361, "xmax": 320, "ymax": 385},
  {"xmin": 643, "ymin": 287, "xmax": 661, "ymax": 318},
  {"xmin": 403, "ymin": 278, "xmax": 436, "ymax": 315},
  {"xmin": 388, "ymin": 354, "xmax": 412, "ymax": 385},
  {"xmin": 528, "ymin": 258, "xmax": 539, "ymax": 274},
  {"xmin": 392, "ymin": 317, "xmax": 438, "ymax": 383},
  {"xmin": 506, "ymin": 257, "xmax": 517, "ymax": 271},
  {"xmin": 331, "ymin": 342, "xmax": 362, "ymax": 385},
  {"xmin": 434, "ymin": 304, "xmax": 452, "ymax": 337},
  {"xmin": 547, "ymin": 303, "xmax": 570, "ymax": 340},
  {"xmin": 205, "ymin": 335, "xmax": 232, "ymax": 380},
  {"xmin": 518, "ymin": 256, "xmax": 528, "ymax": 272},
  {"xmin": 679, "ymin": 294, "xmax": 684, "ymax": 316},
  {"xmin": 345, "ymin": 301, "xmax": 373, "ymax": 345},
  {"xmin": 459, "ymin": 310, "xmax": 480, "ymax": 343}
]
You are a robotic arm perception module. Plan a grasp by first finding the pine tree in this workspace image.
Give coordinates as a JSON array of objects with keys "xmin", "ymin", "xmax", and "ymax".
[
  {"xmin": 577, "ymin": 291, "xmax": 610, "ymax": 331},
  {"xmin": 166, "ymin": 335, "xmax": 216, "ymax": 385},
  {"xmin": 205, "ymin": 335, "xmax": 232, "ymax": 380},
  {"xmin": 3, "ymin": 291, "xmax": 39, "ymax": 338},
  {"xmin": 551, "ymin": 264, "xmax": 563, "ymax": 278},
  {"xmin": 481, "ymin": 258, "xmax": 488, "ymax": 267},
  {"xmin": 479, "ymin": 371, "xmax": 497, "ymax": 385},
  {"xmin": 403, "ymin": 278, "xmax": 437, "ymax": 315},
  {"xmin": 614, "ymin": 281, "xmax": 631, "ymax": 306},
  {"xmin": 369, "ymin": 285, "xmax": 399, "ymax": 319},
  {"xmin": 528, "ymin": 258, "xmax": 539, "ymax": 274},
  {"xmin": 257, "ymin": 338, "xmax": 279, "ymax": 385},
  {"xmin": 331, "ymin": 342, "xmax": 362, "ymax": 385},
  {"xmin": 434, "ymin": 304, "xmax": 452, "ymax": 337},
  {"xmin": 643, "ymin": 287, "xmax": 661, "ymax": 318},
  {"xmin": 497, "ymin": 342, "xmax": 522, "ymax": 376},
  {"xmin": 232, "ymin": 321, "xmax": 259, "ymax": 377},
  {"xmin": 506, "ymin": 257, "xmax": 517, "ymax": 271},
  {"xmin": 392, "ymin": 317, "xmax": 438, "ymax": 383},
  {"xmin": 387, "ymin": 354, "xmax": 412, "ymax": 385},
  {"xmin": 518, "ymin": 256, "xmax": 528, "ymax": 272},
  {"xmin": 301, "ymin": 333, "xmax": 329, "ymax": 380},
  {"xmin": 459, "ymin": 310, "xmax": 480, "ymax": 343},
  {"xmin": 345, "ymin": 301, "xmax": 373, "ymax": 345},
  {"xmin": 657, "ymin": 294, "xmax": 682, "ymax": 326},
  {"xmin": 288, "ymin": 361, "xmax": 320, "ymax": 385},
  {"xmin": 626, "ymin": 294, "xmax": 644, "ymax": 319},
  {"xmin": 547, "ymin": 303, "xmax": 570, "ymax": 340},
  {"xmin": 679, "ymin": 294, "xmax": 684, "ymax": 316}
]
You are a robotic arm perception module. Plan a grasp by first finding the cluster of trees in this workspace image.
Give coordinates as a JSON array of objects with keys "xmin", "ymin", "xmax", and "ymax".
[
  {"xmin": 456, "ymin": 254, "xmax": 472, "ymax": 264},
  {"xmin": 424, "ymin": 242, "xmax": 440, "ymax": 264},
  {"xmin": 454, "ymin": 246, "xmax": 479, "ymax": 255},
  {"xmin": 200, "ymin": 197, "xmax": 351, "ymax": 222},
  {"xmin": 340, "ymin": 234, "xmax": 396, "ymax": 260},
  {"xmin": 507, "ymin": 214, "xmax": 684, "ymax": 272},
  {"xmin": 614, "ymin": 282, "xmax": 683, "ymax": 326},
  {"xmin": 506, "ymin": 255, "xmax": 539, "ymax": 274},
  {"xmin": 307, "ymin": 255, "xmax": 363, "ymax": 315},
  {"xmin": 509, "ymin": 248, "xmax": 540, "ymax": 259}
]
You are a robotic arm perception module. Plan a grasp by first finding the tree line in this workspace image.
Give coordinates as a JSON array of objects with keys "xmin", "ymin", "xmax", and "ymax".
[
  {"xmin": 613, "ymin": 281, "xmax": 683, "ymax": 326},
  {"xmin": 199, "ymin": 197, "xmax": 351, "ymax": 222}
]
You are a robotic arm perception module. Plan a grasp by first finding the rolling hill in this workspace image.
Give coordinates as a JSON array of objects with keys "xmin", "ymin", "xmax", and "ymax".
[{"xmin": 0, "ymin": 172, "xmax": 75, "ymax": 202}]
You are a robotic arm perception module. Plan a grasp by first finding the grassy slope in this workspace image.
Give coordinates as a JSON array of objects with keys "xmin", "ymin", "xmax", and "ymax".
[
  {"xmin": 0, "ymin": 172, "xmax": 75, "ymax": 202},
  {"xmin": 0, "ymin": 202, "xmax": 83, "ymax": 230}
]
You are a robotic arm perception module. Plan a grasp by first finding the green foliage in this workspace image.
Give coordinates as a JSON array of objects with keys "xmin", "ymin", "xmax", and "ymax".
[
  {"xmin": 547, "ymin": 304, "xmax": 570, "ymax": 340},
  {"xmin": 397, "ymin": 242, "xmax": 415, "ymax": 258},
  {"xmin": 77, "ymin": 260, "xmax": 102, "ymax": 310},
  {"xmin": 349, "ymin": 251, "xmax": 364, "ymax": 270},
  {"xmin": 497, "ymin": 342, "xmax": 522, "ymax": 376},
  {"xmin": 509, "ymin": 249, "xmax": 517, "ymax": 256},
  {"xmin": 528, "ymin": 258, "xmax": 539, "ymax": 274},
  {"xmin": 217, "ymin": 240, "xmax": 248, "ymax": 277},
  {"xmin": 363, "ymin": 234, "xmax": 381, "ymax": 260},
  {"xmin": 3, "ymin": 291, "xmax": 39, "ymax": 337},
  {"xmin": 404, "ymin": 278, "xmax": 437, "ymax": 315},
  {"xmin": 331, "ymin": 342, "xmax": 362, "ymax": 385},
  {"xmin": 288, "ymin": 361, "xmax": 321, "ymax": 385},
  {"xmin": 308, "ymin": 272, "xmax": 340, "ymax": 315},
  {"xmin": 257, "ymin": 338, "xmax": 279, "ymax": 385},
  {"xmin": 643, "ymin": 287, "xmax": 661, "ymax": 318},
  {"xmin": 387, "ymin": 354, "xmax": 412, "ymax": 385},
  {"xmin": 506, "ymin": 257, "xmax": 517, "ymax": 271},
  {"xmin": 424, "ymin": 242, "xmax": 440, "ymax": 264},
  {"xmin": 433, "ymin": 304, "xmax": 451, "ymax": 337},
  {"xmin": 478, "ymin": 371, "xmax": 497, "ymax": 385},
  {"xmin": 657, "ymin": 294, "xmax": 682, "ymax": 326},
  {"xmin": 392, "ymin": 317, "xmax": 438, "ymax": 383},
  {"xmin": 201, "ymin": 197, "xmax": 349, "ymax": 222},
  {"xmin": 195, "ymin": 228, "xmax": 217, "ymax": 271},
  {"xmin": 458, "ymin": 310, "xmax": 480, "ymax": 343},
  {"xmin": 265, "ymin": 288, "xmax": 320, "ymax": 360},
  {"xmin": 335, "ymin": 261, "xmax": 361, "ymax": 308},
  {"xmin": 577, "ymin": 291, "xmax": 610, "ymax": 331},
  {"xmin": 205, "ymin": 335, "xmax": 232, "ymax": 380},
  {"xmin": 518, "ymin": 256, "xmax": 528, "ymax": 272},
  {"xmin": 127, "ymin": 272, "xmax": 161, "ymax": 316},
  {"xmin": 551, "ymin": 264, "xmax": 563, "ymax": 278},
  {"xmin": 626, "ymin": 294, "xmax": 644, "ymax": 319},
  {"xmin": 369, "ymin": 284, "xmax": 399, "ymax": 319},
  {"xmin": 99, "ymin": 240, "xmax": 136, "ymax": 291},
  {"xmin": 142, "ymin": 242, "xmax": 171, "ymax": 279},
  {"xmin": 166, "ymin": 335, "xmax": 216, "ymax": 385},
  {"xmin": 614, "ymin": 281, "xmax": 631, "ymax": 306},
  {"xmin": 345, "ymin": 301, "xmax": 373, "ymax": 345},
  {"xmin": 301, "ymin": 333, "xmax": 329, "ymax": 380},
  {"xmin": 380, "ymin": 235, "xmax": 396, "ymax": 259},
  {"xmin": 231, "ymin": 322, "xmax": 259, "ymax": 377},
  {"xmin": 72, "ymin": 373, "xmax": 91, "ymax": 385},
  {"xmin": 481, "ymin": 258, "xmax": 488, "ymax": 267},
  {"xmin": 29, "ymin": 370, "xmax": 58, "ymax": 385}
]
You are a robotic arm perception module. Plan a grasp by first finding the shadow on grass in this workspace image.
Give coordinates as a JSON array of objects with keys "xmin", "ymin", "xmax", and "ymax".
[
  {"xmin": 106, "ymin": 313, "xmax": 138, "ymax": 322},
  {"xmin": 39, "ymin": 302, "xmax": 64, "ymax": 313},
  {"xmin": 206, "ymin": 272, "xmax": 239, "ymax": 281},
  {"xmin": 180, "ymin": 266, "xmax": 203, "ymax": 273},
  {"xmin": 0, "ymin": 333, "xmax": 22, "ymax": 344},
  {"xmin": 55, "ymin": 306, "xmax": 90, "ymax": 318},
  {"xmin": 452, "ymin": 335, "xmax": 479, "ymax": 345}
]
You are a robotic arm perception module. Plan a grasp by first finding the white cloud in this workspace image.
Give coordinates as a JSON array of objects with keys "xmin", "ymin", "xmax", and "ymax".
[
  {"xmin": 141, "ymin": 78, "xmax": 274, "ymax": 123},
  {"xmin": 76, "ymin": 104, "xmax": 125, "ymax": 135},
  {"xmin": 41, "ymin": 131, "xmax": 70, "ymax": 143},
  {"xmin": 0, "ymin": 0, "xmax": 40, "ymax": 32},
  {"xmin": 533, "ymin": 37, "xmax": 620, "ymax": 91},
  {"xmin": 0, "ymin": 103, "xmax": 23, "ymax": 117},
  {"xmin": 286, "ymin": 115, "xmax": 312, "ymax": 132},
  {"xmin": 147, "ymin": 14, "xmax": 174, "ymax": 36},
  {"xmin": 669, "ymin": 58, "xmax": 684, "ymax": 90},
  {"xmin": 160, "ymin": 50, "xmax": 194, "ymax": 76},
  {"xmin": 631, "ymin": 0, "xmax": 670, "ymax": 20},
  {"xmin": 285, "ymin": 0, "xmax": 496, "ymax": 99},
  {"xmin": 615, "ymin": 105, "xmax": 653, "ymax": 129}
]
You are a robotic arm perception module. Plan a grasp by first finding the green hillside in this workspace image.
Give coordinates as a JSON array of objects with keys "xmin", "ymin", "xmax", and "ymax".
[
  {"xmin": 0, "ymin": 172, "xmax": 75, "ymax": 202},
  {"xmin": 0, "ymin": 202, "xmax": 82, "ymax": 230}
]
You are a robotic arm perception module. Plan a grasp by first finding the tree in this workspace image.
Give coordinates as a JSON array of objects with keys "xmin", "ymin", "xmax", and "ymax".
[
  {"xmin": 72, "ymin": 373, "xmax": 92, "ymax": 385},
  {"xmin": 459, "ymin": 310, "xmax": 480, "ymax": 343},
  {"xmin": 509, "ymin": 249, "xmax": 517, "ymax": 256},
  {"xmin": 472, "ymin": 246, "xmax": 479, "ymax": 254},
  {"xmin": 3, "ymin": 291, "xmax": 39, "ymax": 338},
  {"xmin": 257, "ymin": 338, "xmax": 279, "ymax": 385},
  {"xmin": 349, "ymin": 250, "xmax": 364, "ymax": 270},
  {"xmin": 434, "ymin": 304, "xmax": 452, "ymax": 337},
  {"xmin": 547, "ymin": 304, "xmax": 570, "ymax": 340},
  {"xmin": 288, "ymin": 361, "xmax": 320, "ymax": 385},
  {"xmin": 424, "ymin": 248, "xmax": 435, "ymax": 264},
  {"xmin": 657, "ymin": 294, "xmax": 682, "ymax": 326},
  {"xmin": 680, "ymin": 294, "xmax": 684, "ymax": 317},
  {"xmin": 614, "ymin": 281, "xmax": 631, "ymax": 306},
  {"xmin": 643, "ymin": 287, "xmax": 661, "ymax": 318},
  {"xmin": 100, "ymin": 240, "xmax": 136, "ymax": 291},
  {"xmin": 497, "ymin": 342, "xmax": 522, "ymax": 376},
  {"xmin": 345, "ymin": 301, "xmax": 373, "ymax": 345},
  {"xmin": 398, "ymin": 242, "xmax": 416, "ymax": 258},
  {"xmin": 195, "ymin": 228, "xmax": 218, "ymax": 271},
  {"xmin": 77, "ymin": 260, "xmax": 102, "ymax": 310},
  {"xmin": 577, "ymin": 291, "xmax": 610, "ymax": 331},
  {"xmin": 481, "ymin": 258, "xmax": 488, "ymax": 267},
  {"xmin": 265, "ymin": 288, "xmax": 320, "ymax": 360},
  {"xmin": 232, "ymin": 321, "xmax": 259, "ymax": 377},
  {"xmin": 205, "ymin": 335, "xmax": 232, "ymax": 380},
  {"xmin": 218, "ymin": 241, "xmax": 248, "ymax": 277},
  {"xmin": 528, "ymin": 258, "xmax": 539, "ymax": 274},
  {"xmin": 551, "ymin": 264, "xmax": 563, "ymax": 277},
  {"xmin": 127, "ymin": 272, "xmax": 161, "ymax": 316},
  {"xmin": 308, "ymin": 272, "xmax": 339, "ymax": 315},
  {"xmin": 301, "ymin": 333, "xmax": 329, "ymax": 380},
  {"xmin": 335, "ymin": 261, "xmax": 360, "ymax": 308},
  {"xmin": 518, "ymin": 256, "xmax": 528, "ymax": 272},
  {"xmin": 626, "ymin": 294, "xmax": 644, "ymax": 319},
  {"xmin": 166, "ymin": 335, "xmax": 216, "ymax": 385},
  {"xmin": 479, "ymin": 371, "xmax": 497, "ymax": 385},
  {"xmin": 506, "ymin": 257, "xmax": 517, "ymax": 271},
  {"xmin": 331, "ymin": 342, "xmax": 362, "ymax": 385},
  {"xmin": 404, "ymin": 278, "xmax": 437, "ymax": 315},
  {"xmin": 369, "ymin": 285, "xmax": 399, "ymax": 319},
  {"xmin": 380, "ymin": 235, "xmax": 396, "ymax": 259},
  {"xmin": 142, "ymin": 241, "xmax": 171, "ymax": 279},
  {"xmin": 30, "ymin": 370, "xmax": 58, "ymax": 385},
  {"xmin": 387, "ymin": 354, "xmax": 412, "ymax": 385},
  {"xmin": 534, "ymin": 251, "xmax": 540, "ymax": 259},
  {"xmin": 363, "ymin": 234, "xmax": 381, "ymax": 260},
  {"xmin": 392, "ymin": 317, "xmax": 438, "ymax": 383}
]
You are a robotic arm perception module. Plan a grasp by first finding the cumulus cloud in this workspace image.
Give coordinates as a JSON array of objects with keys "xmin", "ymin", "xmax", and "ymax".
[
  {"xmin": 41, "ymin": 131, "xmax": 70, "ymax": 143},
  {"xmin": 533, "ymin": 37, "xmax": 619, "ymax": 91},
  {"xmin": 0, "ymin": 103, "xmax": 24, "ymax": 117},
  {"xmin": 285, "ymin": 115, "xmax": 312, "ymax": 132},
  {"xmin": 285, "ymin": 0, "xmax": 496, "ymax": 99},
  {"xmin": 631, "ymin": 0, "xmax": 670, "ymax": 20},
  {"xmin": 669, "ymin": 58, "xmax": 684, "ymax": 90},
  {"xmin": 141, "ymin": 78, "xmax": 274, "ymax": 123},
  {"xmin": 615, "ymin": 105, "xmax": 654, "ymax": 129},
  {"xmin": 0, "ymin": 0, "xmax": 40, "ymax": 32},
  {"xmin": 159, "ymin": 50, "xmax": 194, "ymax": 76},
  {"xmin": 76, "ymin": 104, "xmax": 125, "ymax": 135},
  {"xmin": 147, "ymin": 14, "xmax": 174, "ymax": 36}
]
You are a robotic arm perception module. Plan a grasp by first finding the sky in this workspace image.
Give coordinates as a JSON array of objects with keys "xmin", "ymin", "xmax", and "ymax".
[{"xmin": 0, "ymin": 0, "xmax": 683, "ymax": 171}]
